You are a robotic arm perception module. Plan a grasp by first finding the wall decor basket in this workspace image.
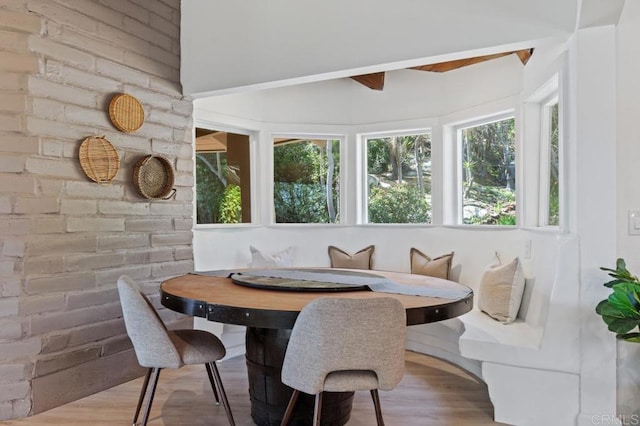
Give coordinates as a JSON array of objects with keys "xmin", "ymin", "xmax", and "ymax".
[
  {"xmin": 108, "ymin": 93, "xmax": 144, "ymax": 133},
  {"xmin": 78, "ymin": 135, "xmax": 120, "ymax": 184},
  {"xmin": 132, "ymin": 155, "xmax": 176, "ymax": 200}
]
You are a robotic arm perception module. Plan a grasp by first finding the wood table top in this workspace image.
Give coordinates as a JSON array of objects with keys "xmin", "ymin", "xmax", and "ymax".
[{"xmin": 161, "ymin": 269, "xmax": 473, "ymax": 329}]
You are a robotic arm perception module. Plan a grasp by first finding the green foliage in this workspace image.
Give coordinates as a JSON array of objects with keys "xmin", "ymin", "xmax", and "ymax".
[
  {"xmin": 274, "ymin": 183, "xmax": 330, "ymax": 223},
  {"xmin": 195, "ymin": 153, "xmax": 226, "ymax": 224},
  {"xmin": 274, "ymin": 142, "xmax": 323, "ymax": 183},
  {"xmin": 596, "ymin": 259, "xmax": 640, "ymax": 342},
  {"xmin": 462, "ymin": 118, "xmax": 515, "ymax": 188},
  {"xmin": 463, "ymin": 185, "xmax": 516, "ymax": 225},
  {"xmin": 219, "ymin": 184, "xmax": 241, "ymax": 224},
  {"xmin": 368, "ymin": 184, "xmax": 431, "ymax": 223}
]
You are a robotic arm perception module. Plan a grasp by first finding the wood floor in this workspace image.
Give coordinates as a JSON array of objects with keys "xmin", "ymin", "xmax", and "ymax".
[{"xmin": 2, "ymin": 351, "xmax": 505, "ymax": 425}]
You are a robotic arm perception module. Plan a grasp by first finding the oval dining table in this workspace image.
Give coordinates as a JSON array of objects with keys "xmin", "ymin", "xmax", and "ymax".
[{"xmin": 160, "ymin": 268, "xmax": 473, "ymax": 426}]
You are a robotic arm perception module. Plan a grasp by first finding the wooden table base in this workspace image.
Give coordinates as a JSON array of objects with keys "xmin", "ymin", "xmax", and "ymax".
[{"xmin": 245, "ymin": 327, "xmax": 354, "ymax": 426}]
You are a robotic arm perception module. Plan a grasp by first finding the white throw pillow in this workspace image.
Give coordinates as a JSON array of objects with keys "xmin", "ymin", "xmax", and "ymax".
[
  {"xmin": 248, "ymin": 246, "xmax": 294, "ymax": 268},
  {"xmin": 478, "ymin": 256, "xmax": 525, "ymax": 324}
]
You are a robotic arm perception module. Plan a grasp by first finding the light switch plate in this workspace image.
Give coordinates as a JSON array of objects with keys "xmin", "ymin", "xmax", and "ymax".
[{"xmin": 629, "ymin": 210, "xmax": 640, "ymax": 235}]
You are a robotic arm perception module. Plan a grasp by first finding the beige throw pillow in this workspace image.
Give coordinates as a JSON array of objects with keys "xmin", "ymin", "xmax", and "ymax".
[
  {"xmin": 410, "ymin": 248, "xmax": 454, "ymax": 280},
  {"xmin": 328, "ymin": 245, "xmax": 374, "ymax": 270},
  {"xmin": 478, "ymin": 257, "xmax": 525, "ymax": 324}
]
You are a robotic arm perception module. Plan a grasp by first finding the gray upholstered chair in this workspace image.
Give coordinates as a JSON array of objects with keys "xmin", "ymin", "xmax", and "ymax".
[
  {"xmin": 280, "ymin": 297, "xmax": 407, "ymax": 426},
  {"xmin": 117, "ymin": 275, "xmax": 234, "ymax": 426}
]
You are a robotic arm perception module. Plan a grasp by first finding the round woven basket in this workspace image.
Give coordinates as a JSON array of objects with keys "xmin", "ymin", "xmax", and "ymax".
[
  {"xmin": 132, "ymin": 155, "xmax": 175, "ymax": 200},
  {"xmin": 78, "ymin": 135, "xmax": 120, "ymax": 184},
  {"xmin": 109, "ymin": 93, "xmax": 144, "ymax": 133}
]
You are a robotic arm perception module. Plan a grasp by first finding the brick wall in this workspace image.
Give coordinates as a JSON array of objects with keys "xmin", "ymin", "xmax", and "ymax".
[{"xmin": 0, "ymin": 0, "xmax": 193, "ymax": 419}]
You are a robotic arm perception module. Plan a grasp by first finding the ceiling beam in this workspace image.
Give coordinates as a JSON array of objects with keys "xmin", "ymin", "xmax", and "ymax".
[
  {"xmin": 411, "ymin": 48, "xmax": 534, "ymax": 73},
  {"xmin": 350, "ymin": 72, "xmax": 385, "ymax": 90}
]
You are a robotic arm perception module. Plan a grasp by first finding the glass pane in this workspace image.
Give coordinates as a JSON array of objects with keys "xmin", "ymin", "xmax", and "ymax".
[
  {"xmin": 195, "ymin": 129, "xmax": 251, "ymax": 224},
  {"xmin": 365, "ymin": 133, "xmax": 432, "ymax": 224},
  {"xmin": 461, "ymin": 118, "xmax": 516, "ymax": 225},
  {"xmin": 548, "ymin": 103, "xmax": 559, "ymax": 226},
  {"xmin": 273, "ymin": 138, "xmax": 340, "ymax": 224}
]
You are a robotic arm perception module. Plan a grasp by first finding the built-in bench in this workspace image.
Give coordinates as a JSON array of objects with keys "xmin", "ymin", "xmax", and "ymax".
[{"xmin": 193, "ymin": 227, "xmax": 581, "ymax": 426}]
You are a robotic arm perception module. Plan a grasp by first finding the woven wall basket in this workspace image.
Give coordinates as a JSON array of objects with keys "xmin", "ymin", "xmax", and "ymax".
[
  {"xmin": 78, "ymin": 136, "xmax": 120, "ymax": 184},
  {"xmin": 133, "ymin": 155, "xmax": 176, "ymax": 200},
  {"xmin": 109, "ymin": 93, "xmax": 144, "ymax": 133}
]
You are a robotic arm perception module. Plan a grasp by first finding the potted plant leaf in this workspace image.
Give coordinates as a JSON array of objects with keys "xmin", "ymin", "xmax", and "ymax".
[{"xmin": 596, "ymin": 258, "xmax": 640, "ymax": 342}]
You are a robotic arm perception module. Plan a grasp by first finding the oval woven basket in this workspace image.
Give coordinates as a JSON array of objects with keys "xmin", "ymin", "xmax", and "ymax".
[
  {"xmin": 132, "ymin": 155, "xmax": 175, "ymax": 200},
  {"xmin": 109, "ymin": 93, "xmax": 144, "ymax": 133},
  {"xmin": 78, "ymin": 136, "xmax": 120, "ymax": 184}
]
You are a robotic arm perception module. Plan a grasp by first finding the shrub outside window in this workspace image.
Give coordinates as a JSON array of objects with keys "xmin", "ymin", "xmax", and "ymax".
[
  {"xmin": 273, "ymin": 138, "xmax": 340, "ymax": 224},
  {"xmin": 459, "ymin": 117, "xmax": 516, "ymax": 225},
  {"xmin": 364, "ymin": 132, "xmax": 432, "ymax": 224},
  {"xmin": 546, "ymin": 102, "xmax": 560, "ymax": 226}
]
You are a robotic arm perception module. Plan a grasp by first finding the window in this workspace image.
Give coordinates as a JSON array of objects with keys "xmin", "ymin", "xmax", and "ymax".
[
  {"xmin": 459, "ymin": 117, "xmax": 516, "ymax": 225},
  {"xmin": 195, "ymin": 128, "xmax": 252, "ymax": 224},
  {"xmin": 273, "ymin": 137, "xmax": 340, "ymax": 223},
  {"xmin": 543, "ymin": 99, "xmax": 560, "ymax": 226},
  {"xmin": 364, "ymin": 132, "xmax": 432, "ymax": 224}
]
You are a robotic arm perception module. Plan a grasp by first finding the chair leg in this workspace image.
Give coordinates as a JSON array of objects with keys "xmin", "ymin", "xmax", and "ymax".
[
  {"xmin": 140, "ymin": 368, "xmax": 161, "ymax": 426},
  {"xmin": 280, "ymin": 389, "xmax": 300, "ymax": 426},
  {"xmin": 132, "ymin": 369, "xmax": 152, "ymax": 426},
  {"xmin": 370, "ymin": 389, "xmax": 385, "ymax": 426},
  {"xmin": 210, "ymin": 362, "xmax": 235, "ymax": 426},
  {"xmin": 205, "ymin": 363, "xmax": 221, "ymax": 405},
  {"xmin": 313, "ymin": 392, "xmax": 323, "ymax": 426}
]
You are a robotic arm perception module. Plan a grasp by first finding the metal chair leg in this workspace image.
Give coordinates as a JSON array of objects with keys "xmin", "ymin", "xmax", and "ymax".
[
  {"xmin": 370, "ymin": 389, "xmax": 385, "ymax": 426},
  {"xmin": 210, "ymin": 362, "xmax": 235, "ymax": 426},
  {"xmin": 313, "ymin": 392, "xmax": 323, "ymax": 426},
  {"xmin": 140, "ymin": 367, "xmax": 161, "ymax": 426},
  {"xmin": 280, "ymin": 389, "xmax": 300, "ymax": 426},
  {"xmin": 132, "ymin": 369, "xmax": 152, "ymax": 426},
  {"xmin": 205, "ymin": 362, "xmax": 221, "ymax": 405}
]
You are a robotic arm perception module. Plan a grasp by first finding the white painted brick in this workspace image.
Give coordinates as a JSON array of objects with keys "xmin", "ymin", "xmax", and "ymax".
[
  {"xmin": 68, "ymin": 319, "xmax": 125, "ymax": 347},
  {"xmin": 172, "ymin": 128, "xmax": 192, "ymax": 143},
  {"xmin": 0, "ymin": 219, "xmax": 30, "ymax": 236},
  {"xmin": 175, "ymin": 158, "xmax": 193, "ymax": 173},
  {"xmin": 0, "ymin": 197, "xmax": 11, "ymax": 214},
  {"xmin": 65, "ymin": 181, "xmax": 124, "ymax": 199},
  {"xmin": 0, "ymin": 382, "xmax": 29, "ymax": 401},
  {"xmin": 0, "ymin": 132, "xmax": 39, "ymax": 154},
  {"xmin": 95, "ymin": 264, "xmax": 151, "ymax": 286},
  {"xmin": 64, "ymin": 105, "xmax": 111, "ymax": 129},
  {"xmin": 173, "ymin": 218, "xmax": 192, "ymax": 231},
  {"xmin": 59, "ymin": 64, "xmax": 122, "ymax": 93},
  {"xmin": 0, "ymin": 72, "xmax": 27, "ymax": 91},
  {"xmin": 0, "ymin": 277, "xmax": 21, "ymax": 298},
  {"xmin": 1, "ymin": 240, "xmax": 24, "ymax": 257},
  {"xmin": 97, "ymin": 234, "xmax": 148, "ymax": 250},
  {"xmin": 37, "ymin": 179, "xmax": 63, "ymax": 195},
  {"xmin": 65, "ymin": 252, "xmax": 125, "ymax": 272},
  {"xmin": 27, "ymin": 1, "xmax": 97, "ymax": 34},
  {"xmin": 40, "ymin": 333, "xmax": 70, "ymax": 354},
  {"xmin": 0, "ymin": 93, "xmax": 26, "ymax": 113},
  {"xmin": 151, "ymin": 140, "xmax": 192, "ymax": 158},
  {"xmin": 171, "ymin": 99, "xmax": 193, "ymax": 116},
  {"xmin": 151, "ymin": 232, "xmax": 192, "ymax": 247},
  {"xmin": 149, "ymin": 12, "xmax": 178, "ymax": 38},
  {"xmin": 31, "ymin": 97, "xmax": 66, "ymax": 121},
  {"xmin": 0, "ymin": 29, "xmax": 29, "ymax": 52},
  {"xmin": 130, "ymin": 0, "xmax": 173, "ymax": 21},
  {"xmin": 60, "ymin": 199, "xmax": 96, "ymax": 215},
  {"xmin": 0, "ymin": 175, "xmax": 35, "ymax": 194},
  {"xmin": 149, "ymin": 76, "xmax": 181, "ymax": 95},
  {"xmin": 33, "ymin": 217, "xmax": 65, "ymax": 234},
  {"xmin": 0, "ymin": 155, "xmax": 25, "ymax": 172},
  {"xmin": 101, "ymin": 0, "xmax": 149, "ymax": 24},
  {"xmin": 174, "ymin": 189, "xmax": 192, "ymax": 203},
  {"xmin": 148, "ymin": 44, "xmax": 178, "ymax": 69},
  {"xmin": 28, "ymin": 35, "xmax": 94, "ymax": 70},
  {"xmin": 14, "ymin": 197, "xmax": 58, "ymax": 214},
  {"xmin": 28, "ymin": 77, "xmax": 97, "ymax": 108},
  {"xmin": 0, "ymin": 320, "xmax": 22, "ymax": 340},
  {"xmin": 0, "ymin": 113, "xmax": 21, "ymax": 132},
  {"xmin": 95, "ymin": 58, "xmax": 150, "ymax": 87},
  {"xmin": 12, "ymin": 398, "xmax": 30, "ymax": 419},
  {"xmin": 94, "ymin": 20, "xmax": 150, "ymax": 58},
  {"xmin": 24, "ymin": 255, "xmax": 64, "ymax": 275},
  {"xmin": 0, "ymin": 298, "xmax": 19, "ymax": 318},
  {"xmin": 97, "ymin": 131, "xmax": 149, "ymax": 152},
  {"xmin": 137, "ymin": 122, "xmax": 173, "ymax": 141},
  {"xmin": 0, "ymin": 260, "xmax": 15, "ymax": 275},
  {"xmin": 55, "ymin": 26, "xmax": 124, "ymax": 63},
  {"xmin": 30, "ymin": 302, "xmax": 122, "ymax": 335},
  {"xmin": 19, "ymin": 294, "xmax": 65, "ymax": 316},
  {"xmin": 147, "ymin": 108, "xmax": 189, "ymax": 129},
  {"xmin": 125, "ymin": 247, "xmax": 173, "ymax": 264},
  {"xmin": 26, "ymin": 272, "xmax": 95, "ymax": 295},
  {"xmin": 174, "ymin": 173, "xmax": 193, "ymax": 187},
  {"xmin": 149, "ymin": 202, "xmax": 191, "ymax": 216},
  {"xmin": 0, "ymin": 51, "xmax": 38, "ymax": 73},
  {"xmin": 0, "ymin": 401, "xmax": 13, "ymax": 421},
  {"xmin": 25, "ymin": 157, "xmax": 84, "ymax": 179},
  {"xmin": 50, "ymin": 0, "xmax": 123, "ymax": 28},
  {"xmin": 0, "ymin": 8, "xmax": 41, "ymax": 33},
  {"xmin": 27, "ymin": 234, "xmax": 97, "ymax": 256},
  {"xmin": 123, "ymin": 85, "xmax": 176, "ymax": 109},
  {"xmin": 34, "ymin": 347, "xmax": 101, "ymax": 376},
  {"xmin": 41, "ymin": 139, "xmax": 64, "ymax": 157},
  {"xmin": 174, "ymin": 246, "xmax": 192, "ymax": 261},
  {"xmin": 124, "ymin": 218, "xmax": 171, "ymax": 232},
  {"xmin": 66, "ymin": 217, "xmax": 124, "ymax": 232},
  {"xmin": 122, "ymin": 16, "xmax": 170, "ymax": 50},
  {"xmin": 122, "ymin": 49, "xmax": 175, "ymax": 80},
  {"xmin": 0, "ymin": 338, "xmax": 40, "ymax": 362},
  {"xmin": 0, "ymin": 364, "xmax": 26, "ymax": 384},
  {"xmin": 62, "ymin": 140, "xmax": 79, "ymax": 158},
  {"xmin": 151, "ymin": 259, "xmax": 193, "ymax": 278},
  {"xmin": 97, "ymin": 200, "xmax": 149, "ymax": 215},
  {"xmin": 66, "ymin": 287, "xmax": 118, "ymax": 310}
]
